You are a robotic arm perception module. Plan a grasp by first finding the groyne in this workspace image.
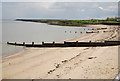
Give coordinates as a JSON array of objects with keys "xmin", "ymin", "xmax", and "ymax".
[{"xmin": 7, "ymin": 41, "xmax": 120, "ymax": 47}]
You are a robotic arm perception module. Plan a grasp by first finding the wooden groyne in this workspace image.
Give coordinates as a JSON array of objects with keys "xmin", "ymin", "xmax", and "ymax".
[{"xmin": 7, "ymin": 41, "xmax": 120, "ymax": 47}]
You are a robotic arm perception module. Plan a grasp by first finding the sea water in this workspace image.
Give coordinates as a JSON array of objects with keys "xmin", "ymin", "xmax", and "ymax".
[{"xmin": 2, "ymin": 20, "xmax": 92, "ymax": 57}]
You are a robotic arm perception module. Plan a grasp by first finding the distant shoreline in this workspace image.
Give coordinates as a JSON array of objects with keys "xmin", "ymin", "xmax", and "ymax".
[{"xmin": 16, "ymin": 18, "xmax": 120, "ymax": 27}]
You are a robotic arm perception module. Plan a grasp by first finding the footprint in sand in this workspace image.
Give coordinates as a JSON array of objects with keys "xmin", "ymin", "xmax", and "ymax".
[
  {"xmin": 48, "ymin": 69, "xmax": 55, "ymax": 74},
  {"xmin": 88, "ymin": 57, "xmax": 97, "ymax": 59},
  {"xmin": 61, "ymin": 60, "xmax": 68, "ymax": 63}
]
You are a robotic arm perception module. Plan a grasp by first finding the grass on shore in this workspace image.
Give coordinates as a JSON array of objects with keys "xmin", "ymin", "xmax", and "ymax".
[{"xmin": 16, "ymin": 17, "xmax": 120, "ymax": 27}]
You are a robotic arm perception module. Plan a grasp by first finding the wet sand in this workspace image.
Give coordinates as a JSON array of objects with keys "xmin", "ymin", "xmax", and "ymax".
[{"xmin": 2, "ymin": 25, "xmax": 119, "ymax": 79}]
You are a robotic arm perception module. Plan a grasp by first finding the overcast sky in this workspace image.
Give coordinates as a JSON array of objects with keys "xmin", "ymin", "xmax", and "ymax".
[
  {"xmin": 1, "ymin": 0, "xmax": 120, "ymax": 2},
  {"xmin": 2, "ymin": 2, "xmax": 118, "ymax": 20}
]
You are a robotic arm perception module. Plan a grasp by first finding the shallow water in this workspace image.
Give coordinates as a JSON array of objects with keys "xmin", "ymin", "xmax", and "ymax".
[{"xmin": 2, "ymin": 20, "xmax": 92, "ymax": 57}]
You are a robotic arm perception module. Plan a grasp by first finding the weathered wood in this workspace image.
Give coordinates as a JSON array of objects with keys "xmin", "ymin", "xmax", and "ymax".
[
  {"xmin": 32, "ymin": 42, "xmax": 34, "ymax": 46},
  {"xmin": 7, "ymin": 41, "xmax": 120, "ymax": 47},
  {"xmin": 23, "ymin": 42, "xmax": 25, "ymax": 45},
  {"xmin": 53, "ymin": 41, "xmax": 55, "ymax": 46},
  {"xmin": 7, "ymin": 42, "xmax": 9, "ymax": 44},
  {"xmin": 42, "ymin": 42, "xmax": 44, "ymax": 45},
  {"xmin": 15, "ymin": 42, "xmax": 16, "ymax": 45},
  {"xmin": 76, "ymin": 41, "xmax": 78, "ymax": 46}
]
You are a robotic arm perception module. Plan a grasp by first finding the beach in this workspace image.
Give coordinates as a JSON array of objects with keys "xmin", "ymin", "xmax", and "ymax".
[{"xmin": 2, "ymin": 25, "xmax": 119, "ymax": 79}]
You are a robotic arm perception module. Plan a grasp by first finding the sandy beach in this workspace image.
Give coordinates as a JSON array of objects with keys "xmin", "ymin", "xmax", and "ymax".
[{"xmin": 2, "ymin": 25, "xmax": 119, "ymax": 79}]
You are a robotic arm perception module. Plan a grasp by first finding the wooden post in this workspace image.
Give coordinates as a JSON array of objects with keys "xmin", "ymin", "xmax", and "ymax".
[
  {"xmin": 89, "ymin": 41, "xmax": 91, "ymax": 43},
  {"xmin": 53, "ymin": 41, "xmax": 55, "ymax": 46},
  {"xmin": 15, "ymin": 42, "xmax": 16, "ymax": 45},
  {"xmin": 23, "ymin": 42, "xmax": 25, "ymax": 45},
  {"xmin": 64, "ymin": 41, "xmax": 66, "ymax": 47},
  {"xmin": 42, "ymin": 42, "xmax": 44, "ymax": 45},
  {"xmin": 76, "ymin": 41, "xmax": 78, "ymax": 46},
  {"xmin": 32, "ymin": 42, "xmax": 34, "ymax": 46},
  {"xmin": 7, "ymin": 42, "xmax": 9, "ymax": 44}
]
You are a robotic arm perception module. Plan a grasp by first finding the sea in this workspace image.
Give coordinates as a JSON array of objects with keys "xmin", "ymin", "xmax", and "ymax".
[{"xmin": 2, "ymin": 19, "xmax": 92, "ymax": 57}]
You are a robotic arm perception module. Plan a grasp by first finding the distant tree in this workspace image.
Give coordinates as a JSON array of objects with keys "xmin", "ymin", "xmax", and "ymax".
[{"xmin": 106, "ymin": 17, "xmax": 117, "ymax": 21}]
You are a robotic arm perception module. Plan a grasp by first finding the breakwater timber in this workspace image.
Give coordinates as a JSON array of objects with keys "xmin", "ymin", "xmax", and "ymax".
[{"xmin": 7, "ymin": 41, "xmax": 120, "ymax": 47}]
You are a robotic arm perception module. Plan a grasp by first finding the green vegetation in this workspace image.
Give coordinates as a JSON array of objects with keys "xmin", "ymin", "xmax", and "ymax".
[
  {"xmin": 16, "ymin": 17, "xmax": 120, "ymax": 27},
  {"xmin": 106, "ymin": 17, "xmax": 117, "ymax": 21}
]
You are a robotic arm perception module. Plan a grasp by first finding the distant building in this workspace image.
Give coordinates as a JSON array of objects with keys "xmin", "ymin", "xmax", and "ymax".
[{"xmin": 117, "ymin": 18, "xmax": 120, "ymax": 21}]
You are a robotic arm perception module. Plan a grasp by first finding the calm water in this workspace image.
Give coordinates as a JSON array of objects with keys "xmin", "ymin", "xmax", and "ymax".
[{"xmin": 2, "ymin": 20, "xmax": 92, "ymax": 57}]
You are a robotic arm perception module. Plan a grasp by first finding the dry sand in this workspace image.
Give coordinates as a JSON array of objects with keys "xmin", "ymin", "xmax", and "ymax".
[{"xmin": 2, "ymin": 25, "xmax": 119, "ymax": 79}]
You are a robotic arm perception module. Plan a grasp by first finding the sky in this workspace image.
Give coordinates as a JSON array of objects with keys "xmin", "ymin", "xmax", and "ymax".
[
  {"xmin": 1, "ymin": 0, "xmax": 120, "ymax": 2},
  {"xmin": 1, "ymin": 2, "xmax": 119, "ymax": 20}
]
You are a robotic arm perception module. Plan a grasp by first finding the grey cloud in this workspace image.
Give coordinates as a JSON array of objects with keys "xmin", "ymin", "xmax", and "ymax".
[{"xmin": 2, "ymin": 2, "xmax": 118, "ymax": 20}]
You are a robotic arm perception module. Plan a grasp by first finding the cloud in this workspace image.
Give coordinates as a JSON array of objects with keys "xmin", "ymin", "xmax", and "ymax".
[
  {"xmin": 98, "ymin": 5, "xmax": 118, "ymax": 12},
  {"xmin": 30, "ymin": 2, "xmax": 56, "ymax": 9},
  {"xmin": 98, "ymin": 7, "xmax": 103, "ymax": 10},
  {"xmin": 2, "ymin": 2, "xmax": 118, "ymax": 20},
  {"xmin": 2, "ymin": 0, "xmax": 120, "ymax": 2},
  {"xmin": 0, "ymin": 3, "xmax": 2, "ymax": 19},
  {"xmin": 81, "ymin": 9, "xmax": 85, "ymax": 12}
]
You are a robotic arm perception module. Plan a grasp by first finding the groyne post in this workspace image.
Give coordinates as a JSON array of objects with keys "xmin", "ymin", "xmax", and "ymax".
[
  {"xmin": 64, "ymin": 41, "xmax": 66, "ymax": 46},
  {"xmin": 53, "ymin": 41, "xmax": 55, "ymax": 46},
  {"xmin": 32, "ymin": 42, "xmax": 34, "ymax": 46},
  {"xmin": 42, "ymin": 42, "xmax": 44, "ymax": 45},
  {"xmin": 89, "ymin": 41, "xmax": 91, "ymax": 43},
  {"xmin": 89, "ymin": 41, "xmax": 92, "ymax": 46},
  {"xmin": 76, "ymin": 41, "xmax": 78, "ymax": 46},
  {"xmin": 23, "ymin": 42, "xmax": 25, "ymax": 45},
  {"xmin": 15, "ymin": 42, "xmax": 16, "ymax": 45}
]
